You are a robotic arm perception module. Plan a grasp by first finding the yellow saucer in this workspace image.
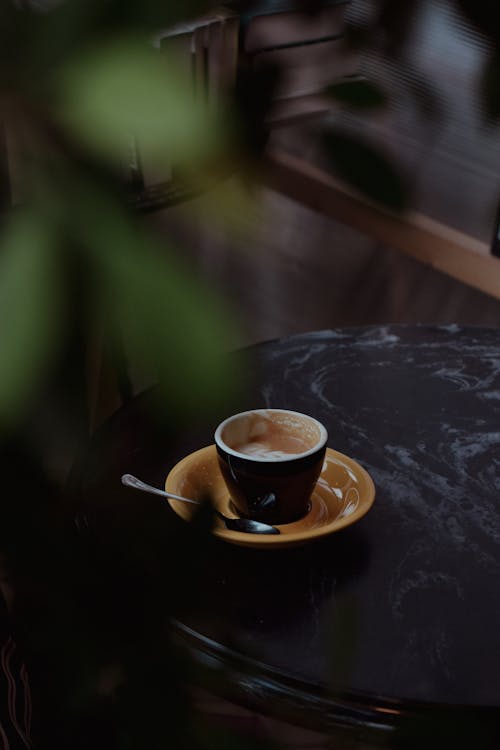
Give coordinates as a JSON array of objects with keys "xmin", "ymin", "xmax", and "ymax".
[{"xmin": 165, "ymin": 445, "xmax": 375, "ymax": 548}]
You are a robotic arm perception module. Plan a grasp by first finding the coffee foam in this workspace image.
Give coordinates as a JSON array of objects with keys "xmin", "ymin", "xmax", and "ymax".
[
  {"xmin": 234, "ymin": 443, "xmax": 298, "ymax": 460},
  {"xmin": 223, "ymin": 410, "xmax": 321, "ymax": 460},
  {"xmin": 234, "ymin": 440, "xmax": 309, "ymax": 459}
]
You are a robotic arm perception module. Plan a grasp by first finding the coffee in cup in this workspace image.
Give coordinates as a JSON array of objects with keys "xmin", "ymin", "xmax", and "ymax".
[{"xmin": 214, "ymin": 408, "xmax": 328, "ymax": 525}]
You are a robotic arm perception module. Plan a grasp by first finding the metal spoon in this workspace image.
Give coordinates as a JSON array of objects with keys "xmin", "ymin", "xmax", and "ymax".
[{"xmin": 121, "ymin": 474, "xmax": 280, "ymax": 535}]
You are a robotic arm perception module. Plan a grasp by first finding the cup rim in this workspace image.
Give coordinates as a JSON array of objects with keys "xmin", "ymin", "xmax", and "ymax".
[{"xmin": 214, "ymin": 408, "xmax": 328, "ymax": 463}]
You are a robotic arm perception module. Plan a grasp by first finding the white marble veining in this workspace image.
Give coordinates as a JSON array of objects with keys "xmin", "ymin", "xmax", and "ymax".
[{"xmin": 249, "ymin": 325, "xmax": 500, "ymax": 704}]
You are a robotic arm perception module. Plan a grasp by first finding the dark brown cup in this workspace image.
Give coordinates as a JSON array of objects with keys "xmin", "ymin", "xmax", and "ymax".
[{"xmin": 214, "ymin": 409, "xmax": 328, "ymax": 525}]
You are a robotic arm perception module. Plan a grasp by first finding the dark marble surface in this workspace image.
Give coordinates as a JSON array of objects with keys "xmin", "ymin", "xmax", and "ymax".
[
  {"xmin": 74, "ymin": 325, "xmax": 500, "ymax": 728},
  {"xmin": 210, "ymin": 325, "xmax": 500, "ymax": 705}
]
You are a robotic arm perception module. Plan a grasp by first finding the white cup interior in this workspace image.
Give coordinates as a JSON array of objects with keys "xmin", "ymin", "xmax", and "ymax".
[{"xmin": 215, "ymin": 409, "xmax": 328, "ymax": 462}]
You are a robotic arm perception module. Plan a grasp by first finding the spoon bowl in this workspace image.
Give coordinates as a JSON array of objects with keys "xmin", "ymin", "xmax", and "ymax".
[{"xmin": 121, "ymin": 474, "xmax": 280, "ymax": 535}]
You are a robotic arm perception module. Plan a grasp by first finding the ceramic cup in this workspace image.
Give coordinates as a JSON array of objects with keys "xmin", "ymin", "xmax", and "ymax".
[{"xmin": 214, "ymin": 408, "xmax": 328, "ymax": 525}]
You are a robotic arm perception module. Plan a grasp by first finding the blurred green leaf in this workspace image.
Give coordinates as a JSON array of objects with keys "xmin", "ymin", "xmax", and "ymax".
[
  {"xmin": 0, "ymin": 210, "xmax": 62, "ymax": 428},
  {"xmin": 0, "ymin": 1, "xmax": 26, "ymax": 70},
  {"xmin": 2, "ymin": 0, "xmax": 211, "ymax": 81},
  {"xmin": 54, "ymin": 36, "xmax": 221, "ymax": 168},
  {"xmin": 102, "ymin": 244, "xmax": 238, "ymax": 415},
  {"xmin": 327, "ymin": 76, "xmax": 387, "ymax": 110},
  {"xmin": 39, "ymin": 0, "xmax": 205, "ymax": 44},
  {"xmin": 323, "ymin": 128, "xmax": 409, "ymax": 212},
  {"xmin": 74, "ymin": 189, "xmax": 240, "ymax": 416}
]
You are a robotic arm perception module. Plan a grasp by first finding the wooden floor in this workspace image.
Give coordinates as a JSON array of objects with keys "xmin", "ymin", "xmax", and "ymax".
[{"xmin": 152, "ymin": 178, "xmax": 500, "ymax": 350}]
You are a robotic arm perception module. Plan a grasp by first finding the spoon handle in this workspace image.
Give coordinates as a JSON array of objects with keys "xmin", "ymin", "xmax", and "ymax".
[
  {"xmin": 121, "ymin": 474, "xmax": 279, "ymax": 534},
  {"xmin": 121, "ymin": 474, "xmax": 201, "ymax": 506}
]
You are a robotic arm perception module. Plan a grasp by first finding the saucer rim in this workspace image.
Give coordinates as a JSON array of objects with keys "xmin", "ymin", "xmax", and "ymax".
[{"xmin": 165, "ymin": 445, "xmax": 375, "ymax": 548}]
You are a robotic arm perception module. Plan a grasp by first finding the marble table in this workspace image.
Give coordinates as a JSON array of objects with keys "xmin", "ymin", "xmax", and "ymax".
[{"xmin": 73, "ymin": 325, "xmax": 500, "ymax": 746}]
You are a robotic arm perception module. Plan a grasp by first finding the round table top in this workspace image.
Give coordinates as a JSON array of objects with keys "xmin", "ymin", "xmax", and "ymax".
[{"xmin": 74, "ymin": 325, "xmax": 500, "ymax": 737}]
